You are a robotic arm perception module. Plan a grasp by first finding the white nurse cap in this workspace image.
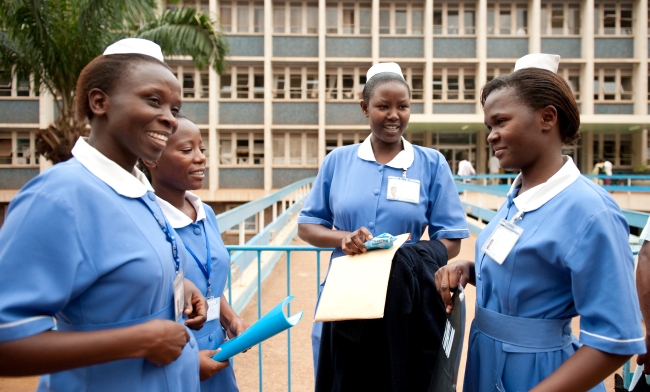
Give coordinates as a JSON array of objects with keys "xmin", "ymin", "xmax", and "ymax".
[
  {"xmin": 103, "ymin": 38, "xmax": 165, "ymax": 62},
  {"xmin": 514, "ymin": 53, "xmax": 560, "ymax": 73},
  {"xmin": 366, "ymin": 62, "xmax": 405, "ymax": 81}
]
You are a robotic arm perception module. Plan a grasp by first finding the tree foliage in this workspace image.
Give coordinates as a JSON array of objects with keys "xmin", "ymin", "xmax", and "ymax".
[{"xmin": 0, "ymin": 0, "xmax": 228, "ymax": 163}]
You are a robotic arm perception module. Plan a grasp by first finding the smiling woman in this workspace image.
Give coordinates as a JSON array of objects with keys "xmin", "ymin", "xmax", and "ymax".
[
  {"xmin": 297, "ymin": 62, "xmax": 470, "ymax": 391},
  {"xmin": 0, "ymin": 38, "xmax": 207, "ymax": 392}
]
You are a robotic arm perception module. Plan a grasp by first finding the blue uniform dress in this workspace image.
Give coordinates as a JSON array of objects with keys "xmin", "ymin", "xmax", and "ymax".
[
  {"xmin": 0, "ymin": 138, "xmax": 200, "ymax": 392},
  {"xmin": 157, "ymin": 192, "xmax": 239, "ymax": 392},
  {"xmin": 465, "ymin": 157, "xmax": 645, "ymax": 392},
  {"xmin": 299, "ymin": 136, "xmax": 470, "ymax": 370}
]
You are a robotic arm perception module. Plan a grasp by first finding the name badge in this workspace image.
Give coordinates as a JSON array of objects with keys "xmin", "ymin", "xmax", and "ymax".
[
  {"xmin": 482, "ymin": 219, "xmax": 523, "ymax": 265},
  {"xmin": 387, "ymin": 176, "xmax": 420, "ymax": 204},
  {"xmin": 173, "ymin": 271, "xmax": 185, "ymax": 322},
  {"xmin": 206, "ymin": 297, "xmax": 221, "ymax": 322}
]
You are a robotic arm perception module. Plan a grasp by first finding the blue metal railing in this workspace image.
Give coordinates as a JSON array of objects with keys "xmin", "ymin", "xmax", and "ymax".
[
  {"xmin": 454, "ymin": 174, "xmax": 650, "ymax": 192},
  {"xmin": 225, "ymin": 245, "xmax": 334, "ymax": 392}
]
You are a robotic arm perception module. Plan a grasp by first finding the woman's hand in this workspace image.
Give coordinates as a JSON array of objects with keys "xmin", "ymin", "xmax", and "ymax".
[
  {"xmin": 434, "ymin": 260, "xmax": 475, "ymax": 314},
  {"xmin": 225, "ymin": 316, "xmax": 249, "ymax": 340},
  {"xmin": 341, "ymin": 227, "xmax": 373, "ymax": 255},
  {"xmin": 198, "ymin": 349, "xmax": 229, "ymax": 381},
  {"xmin": 183, "ymin": 278, "xmax": 207, "ymax": 330},
  {"xmin": 140, "ymin": 319, "xmax": 190, "ymax": 366}
]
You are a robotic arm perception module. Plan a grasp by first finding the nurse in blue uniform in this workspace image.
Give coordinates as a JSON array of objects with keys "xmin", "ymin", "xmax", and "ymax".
[
  {"xmin": 298, "ymin": 62, "xmax": 470, "ymax": 370},
  {"xmin": 435, "ymin": 54, "xmax": 645, "ymax": 391},
  {"xmin": 0, "ymin": 39, "xmax": 206, "ymax": 391},
  {"xmin": 141, "ymin": 115, "xmax": 249, "ymax": 391}
]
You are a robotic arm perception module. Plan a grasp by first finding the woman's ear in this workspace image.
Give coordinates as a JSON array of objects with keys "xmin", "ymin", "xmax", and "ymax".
[
  {"xmin": 88, "ymin": 88, "xmax": 109, "ymax": 117},
  {"xmin": 142, "ymin": 160, "xmax": 157, "ymax": 169},
  {"xmin": 540, "ymin": 105, "xmax": 558, "ymax": 133},
  {"xmin": 360, "ymin": 100, "xmax": 369, "ymax": 117}
]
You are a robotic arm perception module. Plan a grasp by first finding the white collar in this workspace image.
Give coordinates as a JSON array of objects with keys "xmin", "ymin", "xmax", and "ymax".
[
  {"xmin": 357, "ymin": 135, "xmax": 414, "ymax": 169},
  {"xmin": 509, "ymin": 156, "xmax": 580, "ymax": 215},
  {"xmin": 71, "ymin": 137, "xmax": 153, "ymax": 198},
  {"xmin": 156, "ymin": 191, "xmax": 206, "ymax": 229}
]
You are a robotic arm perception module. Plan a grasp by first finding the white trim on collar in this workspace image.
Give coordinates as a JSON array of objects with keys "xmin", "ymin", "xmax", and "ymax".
[
  {"xmin": 509, "ymin": 156, "xmax": 580, "ymax": 214},
  {"xmin": 71, "ymin": 137, "xmax": 153, "ymax": 198},
  {"xmin": 156, "ymin": 191, "xmax": 206, "ymax": 229},
  {"xmin": 357, "ymin": 135, "xmax": 414, "ymax": 169}
]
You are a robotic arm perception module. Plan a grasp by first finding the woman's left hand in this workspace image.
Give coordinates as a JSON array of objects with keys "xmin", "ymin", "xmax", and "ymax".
[
  {"xmin": 225, "ymin": 317, "xmax": 250, "ymax": 340},
  {"xmin": 183, "ymin": 278, "xmax": 208, "ymax": 330}
]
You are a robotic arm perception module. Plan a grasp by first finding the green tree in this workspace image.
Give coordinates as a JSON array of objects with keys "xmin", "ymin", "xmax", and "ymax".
[{"xmin": 0, "ymin": 0, "xmax": 227, "ymax": 164}]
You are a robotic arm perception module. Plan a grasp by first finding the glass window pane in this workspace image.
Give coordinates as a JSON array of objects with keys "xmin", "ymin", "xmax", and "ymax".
[
  {"xmin": 411, "ymin": 75, "xmax": 424, "ymax": 100},
  {"xmin": 620, "ymin": 6, "xmax": 633, "ymax": 35},
  {"xmin": 379, "ymin": 9, "xmax": 390, "ymax": 34},
  {"xmin": 273, "ymin": 135, "xmax": 285, "ymax": 164},
  {"xmin": 541, "ymin": 7, "xmax": 548, "ymax": 35},
  {"xmin": 568, "ymin": 4, "xmax": 580, "ymax": 34},
  {"xmin": 274, "ymin": 6, "xmax": 285, "ymax": 33},
  {"xmin": 342, "ymin": 4, "xmax": 354, "ymax": 34},
  {"xmin": 593, "ymin": 77, "xmax": 600, "ymax": 100},
  {"xmin": 290, "ymin": 3, "xmax": 302, "ymax": 33},
  {"xmin": 306, "ymin": 74, "xmax": 318, "ymax": 99},
  {"xmin": 603, "ymin": 75, "xmax": 615, "ymax": 100},
  {"xmin": 237, "ymin": 3, "xmax": 249, "ymax": 33},
  {"xmin": 326, "ymin": 74, "xmax": 338, "ymax": 99},
  {"xmin": 274, "ymin": 74, "xmax": 285, "ymax": 98},
  {"xmin": 254, "ymin": 5, "xmax": 264, "ymax": 32},
  {"xmin": 620, "ymin": 76, "xmax": 633, "ymax": 100},
  {"xmin": 448, "ymin": 8, "xmax": 459, "ymax": 35},
  {"xmin": 342, "ymin": 74, "xmax": 354, "ymax": 99},
  {"xmin": 236, "ymin": 73, "xmax": 248, "ymax": 99},
  {"xmin": 464, "ymin": 76, "xmax": 475, "ymax": 100},
  {"xmin": 433, "ymin": 7, "xmax": 443, "ymax": 34},
  {"xmin": 306, "ymin": 134, "xmax": 318, "ymax": 165},
  {"xmin": 499, "ymin": 9, "xmax": 511, "ymax": 35},
  {"xmin": 183, "ymin": 73, "xmax": 195, "ymax": 98},
  {"xmin": 290, "ymin": 74, "xmax": 301, "ymax": 99},
  {"xmin": 220, "ymin": 74, "xmax": 232, "ymax": 98},
  {"xmin": 603, "ymin": 5, "xmax": 616, "ymax": 34},
  {"xmin": 568, "ymin": 75, "xmax": 580, "ymax": 100},
  {"xmin": 307, "ymin": 4, "xmax": 318, "ymax": 33},
  {"xmin": 516, "ymin": 5, "xmax": 527, "ymax": 35},
  {"xmin": 221, "ymin": 6, "xmax": 232, "ymax": 32},
  {"xmin": 433, "ymin": 75, "xmax": 443, "ymax": 99},
  {"xmin": 0, "ymin": 70, "xmax": 12, "ymax": 97},
  {"xmin": 551, "ymin": 4, "xmax": 563, "ymax": 35},
  {"xmin": 359, "ymin": 8, "xmax": 371, "ymax": 34},
  {"xmin": 289, "ymin": 135, "xmax": 301, "ymax": 165},
  {"xmin": 464, "ymin": 7, "xmax": 475, "ymax": 34},
  {"xmin": 448, "ymin": 76, "xmax": 459, "ymax": 99},
  {"xmin": 412, "ymin": 8, "xmax": 423, "ymax": 34},
  {"xmin": 16, "ymin": 134, "xmax": 31, "ymax": 165},
  {"xmin": 487, "ymin": 6, "xmax": 495, "ymax": 34},
  {"xmin": 327, "ymin": 6, "xmax": 338, "ymax": 33},
  {"xmin": 395, "ymin": 9, "xmax": 407, "ymax": 34}
]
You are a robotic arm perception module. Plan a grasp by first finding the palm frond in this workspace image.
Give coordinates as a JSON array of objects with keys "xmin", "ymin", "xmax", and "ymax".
[{"xmin": 135, "ymin": 7, "xmax": 228, "ymax": 73}]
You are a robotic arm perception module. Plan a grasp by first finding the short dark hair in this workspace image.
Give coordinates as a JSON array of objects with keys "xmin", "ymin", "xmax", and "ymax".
[
  {"xmin": 480, "ymin": 68, "xmax": 581, "ymax": 144},
  {"xmin": 362, "ymin": 72, "xmax": 411, "ymax": 105},
  {"xmin": 75, "ymin": 53, "xmax": 172, "ymax": 121}
]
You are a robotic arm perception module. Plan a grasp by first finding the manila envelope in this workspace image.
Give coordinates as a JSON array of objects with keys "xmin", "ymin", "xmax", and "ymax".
[{"xmin": 314, "ymin": 233, "xmax": 410, "ymax": 322}]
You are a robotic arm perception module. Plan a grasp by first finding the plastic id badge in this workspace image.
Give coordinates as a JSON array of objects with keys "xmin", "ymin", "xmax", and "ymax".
[
  {"xmin": 206, "ymin": 297, "xmax": 221, "ymax": 322},
  {"xmin": 387, "ymin": 176, "xmax": 420, "ymax": 204},
  {"xmin": 173, "ymin": 271, "xmax": 185, "ymax": 322},
  {"xmin": 481, "ymin": 219, "xmax": 523, "ymax": 265}
]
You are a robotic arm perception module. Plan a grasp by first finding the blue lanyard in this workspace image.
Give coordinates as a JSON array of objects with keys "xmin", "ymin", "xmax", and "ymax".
[
  {"xmin": 139, "ymin": 194, "xmax": 181, "ymax": 273},
  {"xmin": 183, "ymin": 220, "xmax": 213, "ymax": 297}
]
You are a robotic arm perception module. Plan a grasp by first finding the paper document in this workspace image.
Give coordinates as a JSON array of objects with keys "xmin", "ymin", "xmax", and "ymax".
[
  {"xmin": 212, "ymin": 296, "xmax": 303, "ymax": 361},
  {"xmin": 314, "ymin": 233, "xmax": 410, "ymax": 322}
]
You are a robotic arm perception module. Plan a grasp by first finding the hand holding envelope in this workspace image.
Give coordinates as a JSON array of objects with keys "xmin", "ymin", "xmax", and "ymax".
[{"xmin": 314, "ymin": 233, "xmax": 410, "ymax": 322}]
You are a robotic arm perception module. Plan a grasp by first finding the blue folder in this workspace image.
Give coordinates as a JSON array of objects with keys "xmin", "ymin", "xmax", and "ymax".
[{"xmin": 212, "ymin": 295, "xmax": 303, "ymax": 361}]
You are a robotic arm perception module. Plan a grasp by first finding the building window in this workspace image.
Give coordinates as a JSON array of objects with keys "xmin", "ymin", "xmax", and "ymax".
[
  {"xmin": 272, "ymin": 67, "xmax": 318, "ymax": 100},
  {"xmin": 326, "ymin": 2, "xmax": 371, "ymax": 34},
  {"xmin": 541, "ymin": 3, "xmax": 581, "ymax": 35},
  {"xmin": 273, "ymin": 132, "xmax": 318, "ymax": 166},
  {"xmin": 434, "ymin": 3, "xmax": 476, "ymax": 35},
  {"xmin": 326, "ymin": 67, "xmax": 366, "ymax": 100},
  {"xmin": 220, "ymin": 0, "xmax": 264, "ymax": 33},
  {"xmin": 219, "ymin": 131, "xmax": 264, "ymax": 166},
  {"xmin": 404, "ymin": 67, "xmax": 424, "ymax": 100},
  {"xmin": 0, "ymin": 131, "xmax": 39, "ymax": 166},
  {"xmin": 487, "ymin": 3, "xmax": 528, "ymax": 35},
  {"xmin": 594, "ymin": 68, "xmax": 633, "ymax": 102},
  {"xmin": 325, "ymin": 131, "xmax": 362, "ymax": 154},
  {"xmin": 593, "ymin": 133, "xmax": 632, "ymax": 168},
  {"xmin": 594, "ymin": 2, "xmax": 633, "ymax": 35},
  {"xmin": 171, "ymin": 65, "xmax": 209, "ymax": 99},
  {"xmin": 220, "ymin": 66, "xmax": 264, "ymax": 99},
  {"xmin": 433, "ymin": 67, "xmax": 476, "ymax": 101},
  {"xmin": 0, "ymin": 69, "xmax": 34, "ymax": 97},
  {"xmin": 487, "ymin": 66, "xmax": 515, "ymax": 82},
  {"xmin": 379, "ymin": 3, "xmax": 423, "ymax": 35},
  {"xmin": 166, "ymin": 0, "xmax": 210, "ymax": 11},
  {"xmin": 559, "ymin": 68, "xmax": 581, "ymax": 102},
  {"xmin": 274, "ymin": 1, "xmax": 318, "ymax": 34}
]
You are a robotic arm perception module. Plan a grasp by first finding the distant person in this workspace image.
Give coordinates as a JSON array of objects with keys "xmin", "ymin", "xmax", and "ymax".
[
  {"xmin": 435, "ymin": 53, "xmax": 644, "ymax": 391},
  {"xmin": 603, "ymin": 159, "xmax": 612, "ymax": 185},
  {"xmin": 488, "ymin": 154, "xmax": 500, "ymax": 185},
  {"xmin": 592, "ymin": 158, "xmax": 605, "ymax": 185}
]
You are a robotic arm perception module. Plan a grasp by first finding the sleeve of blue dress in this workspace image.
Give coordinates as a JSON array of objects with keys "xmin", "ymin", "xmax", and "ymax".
[
  {"xmin": 0, "ymin": 188, "xmax": 90, "ymax": 342},
  {"xmin": 565, "ymin": 207, "xmax": 645, "ymax": 355},
  {"xmin": 298, "ymin": 153, "xmax": 335, "ymax": 229},
  {"xmin": 425, "ymin": 158, "xmax": 470, "ymax": 241}
]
